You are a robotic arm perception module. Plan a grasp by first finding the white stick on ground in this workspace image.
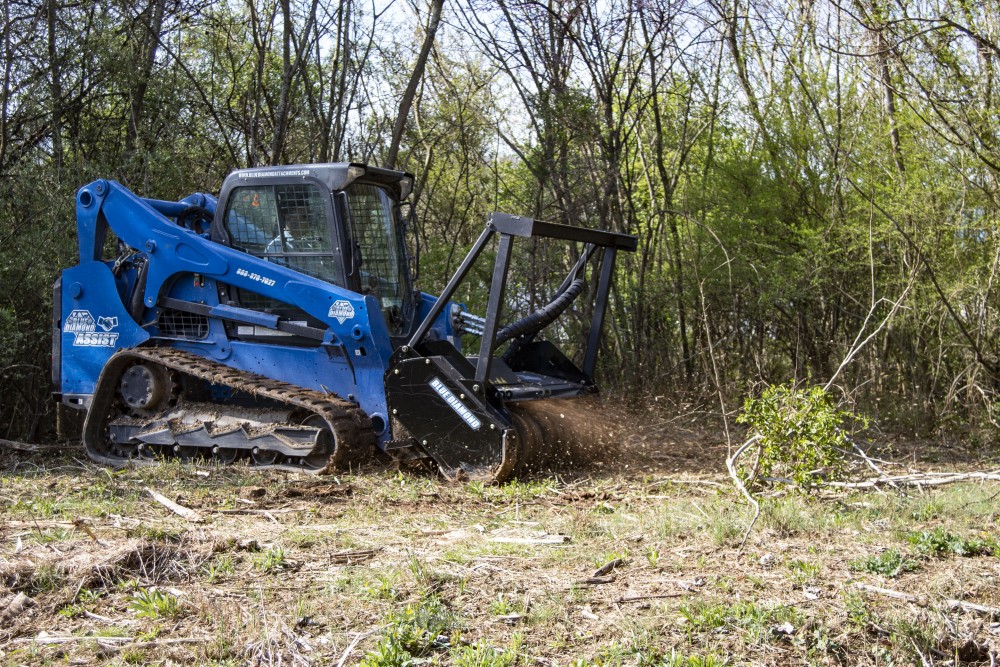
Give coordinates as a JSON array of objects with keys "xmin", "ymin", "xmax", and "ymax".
[
  {"xmin": 854, "ymin": 582, "xmax": 1000, "ymax": 616},
  {"xmin": 145, "ymin": 487, "xmax": 203, "ymax": 522}
]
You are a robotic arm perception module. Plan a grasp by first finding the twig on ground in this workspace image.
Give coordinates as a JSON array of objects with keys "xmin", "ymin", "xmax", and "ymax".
[
  {"xmin": 910, "ymin": 637, "xmax": 933, "ymax": 667},
  {"xmin": 2, "ymin": 635, "xmax": 207, "ymax": 648},
  {"xmin": 849, "ymin": 440, "xmax": 899, "ymax": 491},
  {"xmin": 854, "ymin": 582, "xmax": 1000, "ymax": 616},
  {"xmin": 726, "ymin": 435, "xmax": 761, "ymax": 550},
  {"xmin": 824, "ymin": 470, "xmax": 1000, "ymax": 490},
  {"xmin": 959, "ymin": 488, "xmax": 1000, "ymax": 510},
  {"xmin": 490, "ymin": 535, "xmax": 570, "ymax": 545},
  {"xmin": 83, "ymin": 610, "xmax": 114, "ymax": 623},
  {"xmin": 329, "ymin": 549, "xmax": 380, "ymax": 564},
  {"xmin": 646, "ymin": 479, "xmax": 727, "ymax": 489},
  {"xmin": 616, "ymin": 592, "xmax": 686, "ymax": 603},
  {"xmin": 336, "ymin": 628, "xmax": 380, "ymax": 667},
  {"xmin": 592, "ymin": 558, "xmax": 626, "ymax": 577},
  {"xmin": 145, "ymin": 487, "xmax": 203, "ymax": 522}
]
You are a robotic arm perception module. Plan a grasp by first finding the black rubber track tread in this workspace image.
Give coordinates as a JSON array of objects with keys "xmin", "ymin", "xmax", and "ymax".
[{"xmin": 82, "ymin": 347, "xmax": 377, "ymax": 474}]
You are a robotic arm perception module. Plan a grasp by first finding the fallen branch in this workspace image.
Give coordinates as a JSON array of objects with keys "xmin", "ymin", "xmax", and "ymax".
[
  {"xmin": 145, "ymin": 487, "xmax": 203, "ymax": 522},
  {"xmin": 2, "ymin": 634, "xmax": 208, "ymax": 649},
  {"xmin": 824, "ymin": 470, "xmax": 1000, "ymax": 490},
  {"xmin": 5, "ymin": 520, "xmax": 79, "ymax": 529},
  {"xmin": 726, "ymin": 435, "xmax": 761, "ymax": 550},
  {"xmin": 849, "ymin": 441, "xmax": 899, "ymax": 491},
  {"xmin": 490, "ymin": 535, "xmax": 570, "ymax": 545},
  {"xmin": 854, "ymin": 582, "xmax": 1000, "ymax": 616},
  {"xmin": 97, "ymin": 637, "xmax": 210, "ymax": 653},
  {"xmin": 0, "ymin": 439, "xmax": 65, "ymax": 453},
  {"xmin": 616, "ymin": 592, "xmax": 686, "ymax": 603},
  {"xmin": 336, "ymin": 628, "xmax": 380, "ymax": 667},
  {"xmin": 329, "ymin": 548, "xmax": 380, "ymax": 564},
  {"xmin": 646, "ymin": 479, "xmax": 727, "ymax": 489}
]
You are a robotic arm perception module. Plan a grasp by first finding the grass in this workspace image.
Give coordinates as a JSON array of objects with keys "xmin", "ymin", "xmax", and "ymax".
[
  {"xmin": 252, "ymin": 546, "xmax": 288, "ymax": 573},
  {"xmin": 1, "ymin": 449, "xmax": 998, "ymax": 666}
]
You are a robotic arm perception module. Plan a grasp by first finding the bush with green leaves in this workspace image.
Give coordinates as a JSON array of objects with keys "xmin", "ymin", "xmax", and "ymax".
[{"xmin": 737, "ymin": 383, "xmax": 866, "ymax": 491}]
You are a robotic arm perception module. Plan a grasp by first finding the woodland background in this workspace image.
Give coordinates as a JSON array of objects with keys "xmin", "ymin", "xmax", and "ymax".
[{"xmin": 1, "ymin": 0, "xmax": 998, "ymax": 445}]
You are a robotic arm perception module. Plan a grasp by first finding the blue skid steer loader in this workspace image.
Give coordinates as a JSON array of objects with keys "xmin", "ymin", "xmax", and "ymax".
[{"xmin": 52, "ymin": 164, "xmax": 637, "ymax": 482}]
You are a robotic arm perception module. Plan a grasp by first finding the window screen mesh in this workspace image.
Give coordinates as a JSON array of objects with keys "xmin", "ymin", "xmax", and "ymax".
[
  {"xmin": 226, "ymin": 184, "xmax": 335, "ymax": 281},
  {"xmin": 223, "ymin": 183, "xmax": 341, "ymax": 315},
  {"xmin": 346, "ymin": 184, "xmax": 408, "ymax": 334}
]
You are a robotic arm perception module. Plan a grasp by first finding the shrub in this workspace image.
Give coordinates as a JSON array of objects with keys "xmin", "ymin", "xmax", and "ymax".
[{"xmin": 737, "ymin": 383, "xmax": 866, "ymax": 491}]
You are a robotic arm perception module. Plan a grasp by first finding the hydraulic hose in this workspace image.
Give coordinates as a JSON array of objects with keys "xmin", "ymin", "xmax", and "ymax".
[{"xmin": 494, "ymin": 276, "xmax": 586, "ymax": 348}]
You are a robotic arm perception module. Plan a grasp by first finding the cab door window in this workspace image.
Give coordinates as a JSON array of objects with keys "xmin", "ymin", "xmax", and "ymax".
[
  {"xmin": 345, "ymin": 183, "xmax": 413, "ymax": 335},
  {"xmin": 225, "ymin": 183, "xmax": 340, "ymax": 284}
]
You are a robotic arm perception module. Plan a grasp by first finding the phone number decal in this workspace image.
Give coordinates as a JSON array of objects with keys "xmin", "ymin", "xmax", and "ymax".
[{"xmin": 236, "ymin": 267, "xmax": 276, "ymax": 287}]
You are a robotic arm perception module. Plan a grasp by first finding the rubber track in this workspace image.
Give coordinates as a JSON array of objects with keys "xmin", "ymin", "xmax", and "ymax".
[{"xmin": 84, "ymin": 347, "xmax": 377, "ymax": 474}]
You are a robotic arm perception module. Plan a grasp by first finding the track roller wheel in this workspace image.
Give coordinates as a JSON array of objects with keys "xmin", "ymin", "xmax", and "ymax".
[
  {"xmin": 136, "ymin": 443, "xmax": 159, "ymax": 461},
  {"xmin": 251, "ymin": 447, "xmax": 280, "ymax": 466},
  {"xmin": 299, "ymin": 414, "xmax": 335, "ymax": 469},
  {"xmin": 172, "ymin": 445, "xmax": 201, "ymax": 463},
  {"xmin": 212, "ymin": 446, "xmax": 240, "ymax": 464}
]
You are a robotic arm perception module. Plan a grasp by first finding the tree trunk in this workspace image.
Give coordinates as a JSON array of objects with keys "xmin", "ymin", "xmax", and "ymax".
[
  {"xmin": 386, "ymin": 0, "xmax": 444, "ymax": 169},
  {"xmin": 125, "ymin": 0, "xmax": 167, "ymax": 158}
]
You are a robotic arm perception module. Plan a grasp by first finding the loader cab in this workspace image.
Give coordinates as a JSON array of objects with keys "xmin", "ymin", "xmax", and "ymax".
[{"xmin": 211, "ymin": 163, "xmax": 415, "ymax": 341}]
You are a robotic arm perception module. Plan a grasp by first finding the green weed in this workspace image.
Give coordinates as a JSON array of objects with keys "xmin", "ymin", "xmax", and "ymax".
[
  {"xmin": 786, "ymin": 558, "xmax": 821, "ymax": 585},
  {"xmin": 366, "ymin": 571, "xmax": 401, "ymax": 600},
  {"xmin": 360, "ymin": 598, "xmax": 458, "ymax": 666},
  {"xmin": 489, "ymin": 593, "xmax": 525, "ymax": 616},
  {"xmin": 907, "ymin": 528, "xmax": 995, "ymax": 557},
  {"xmin": 451, "ymin": 640, "xmax": 518, "ymax": 667},
  {"xmin": 849, "ymin": 549, "xmax": 921, "ymax": 577},
  {"xmin": 203, "ymin": 554, "xmax": 235, "ymax": 582},
  {"xmin": 253, "ymin": 546, "xmax": 288, "ymax": 573},
  {"xmin": 129, "ymin": 588, "xmax": 182, "ymax": 619},
  {"xmin": 679, "ymin": 599, "xmax": 799, "ymax": 643},
  {"xmin": 30, "ymin": 563, "xmax": 65, "ymax": 594},
  {"xmin": 658, "ymin": 651, "xmax": 727, "ymax": 667},
  {"xmin": 35, "ymin": 527, "xmax": 73, "ymax": 543},
  {"xmin": 844, "ymin": 591, "xmax": 874, "ymax": 629}
]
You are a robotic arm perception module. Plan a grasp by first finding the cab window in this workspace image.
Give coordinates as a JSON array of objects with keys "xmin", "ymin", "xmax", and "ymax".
[
  {"xmin": 345, "ymin": 183, "xmax": 412, "ymax": 335},
  {"xmin": 225, "ymin": 183, "xmax": 337, "ymax": 283}
]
